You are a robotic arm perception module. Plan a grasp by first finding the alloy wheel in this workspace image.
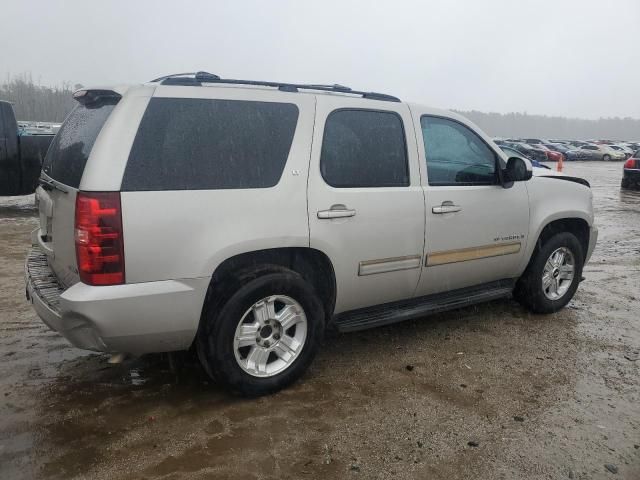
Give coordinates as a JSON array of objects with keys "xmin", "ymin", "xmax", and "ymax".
[
  {"xmin": 233, "ymin": 295, "xmax": 308, "ymax": 377},
  {"xmin": 542, "ymin": 247, "xmax": 575, "ymax": 301}
]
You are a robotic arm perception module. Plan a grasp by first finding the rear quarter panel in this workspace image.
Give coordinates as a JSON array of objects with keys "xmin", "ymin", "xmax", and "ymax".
[{"xmin": 120, "ymin": 87, "xmax": 316, "ymax": 283}]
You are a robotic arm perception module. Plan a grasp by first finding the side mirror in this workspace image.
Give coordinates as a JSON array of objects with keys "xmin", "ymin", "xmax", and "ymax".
[{"xmin": 502, "ymin": 156, "xmax": 533, "ymax": 188}]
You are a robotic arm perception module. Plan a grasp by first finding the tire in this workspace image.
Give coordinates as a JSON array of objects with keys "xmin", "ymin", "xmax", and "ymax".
[
  {"xmin": 603, "ymin": 154, "xmax": 611, "ymax": 161},
  {"xmin": 197, "ymin": 270, "xmax": 324, "ymax": 396},
  {"xmin": 514, "ymin": 232, "xmax": 584, "ymax": 314}
]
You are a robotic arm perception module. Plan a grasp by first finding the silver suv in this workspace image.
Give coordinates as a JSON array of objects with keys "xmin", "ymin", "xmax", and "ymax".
[{"xmin": 25, "ymin": 72, "xmax": 598, "ymax": 395}]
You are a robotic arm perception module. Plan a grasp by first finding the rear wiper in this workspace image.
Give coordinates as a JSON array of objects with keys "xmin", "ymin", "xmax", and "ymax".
[{"xmin": 38, "ymin": 177, "xmax": 68, "ymax": 194}]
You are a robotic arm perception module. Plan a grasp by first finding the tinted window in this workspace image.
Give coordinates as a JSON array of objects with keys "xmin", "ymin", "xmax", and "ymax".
[
  {"xmin": 122, "ymin": 98, "xmax": 299, "ymax": 191},
  {"xmin": 320, "ymin": 109, "xmax": 408, "ymax": 188},
  {"xmin": 42, "ymin": 101, "xmax": 117, "ymax": 187},
  {"xmin": 421, "ymin": 116, "xmax": 497, "ymax": 186}
]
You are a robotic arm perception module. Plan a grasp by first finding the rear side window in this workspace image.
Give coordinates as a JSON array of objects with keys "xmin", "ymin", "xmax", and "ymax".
[
  {"xmin": 122, "ymin": 98, "xmax": 299, "ymax": 191},
  {"xmin": 42, "ymin": 101, "xmax": 117, "ymax": 188},
  {"xmin": 320, "ymin": 109, "xmax": 409, "ymax": 188}
]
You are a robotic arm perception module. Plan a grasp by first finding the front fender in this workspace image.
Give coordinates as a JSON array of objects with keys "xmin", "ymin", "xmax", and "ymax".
[{"xmin": 519, "ymin": 177, "xmax": 594, "ymax": 273}]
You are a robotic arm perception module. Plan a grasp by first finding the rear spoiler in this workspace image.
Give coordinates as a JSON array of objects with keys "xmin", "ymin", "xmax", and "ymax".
[{"xmin": 72, "ymin": 89, "xmax": 122, "ymax": 106}]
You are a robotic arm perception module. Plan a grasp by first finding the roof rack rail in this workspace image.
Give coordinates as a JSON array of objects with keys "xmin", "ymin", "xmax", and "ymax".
[
  {"xmin": 150, "ymin": 72, "xmax": 221, "ymax": 83},
  {"xmin": 148, "ymin": 72, "xmax": 400, "ymax": 102}
]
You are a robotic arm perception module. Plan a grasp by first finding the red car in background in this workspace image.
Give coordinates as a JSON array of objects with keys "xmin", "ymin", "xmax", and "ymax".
[
  {"xmin": 534, "ymin": 144, "xmax": 564, "ymax": 162},
  {"xmin": 621, "ymin": 151, "xmax": 640, "ymax": 190}
]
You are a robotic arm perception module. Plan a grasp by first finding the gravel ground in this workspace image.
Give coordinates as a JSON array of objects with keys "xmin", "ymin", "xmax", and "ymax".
[{"xmin": 0, "ymin": 162, "xmax": 638, "ymax": 480}]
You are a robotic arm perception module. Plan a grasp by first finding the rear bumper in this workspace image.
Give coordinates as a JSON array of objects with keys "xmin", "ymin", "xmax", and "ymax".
[
  {"xmin": 622, "ymin": 169, "xmax": 640, "ymax": 189},
  {"xmin": 25, "ymin": 247, "xmax": 209, "ymax": 354}
]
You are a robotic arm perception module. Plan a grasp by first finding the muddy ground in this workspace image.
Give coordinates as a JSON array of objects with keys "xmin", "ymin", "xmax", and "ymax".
[{"xmin": 0, "ymin": 162, "xmax": 638, "ymax": 480}]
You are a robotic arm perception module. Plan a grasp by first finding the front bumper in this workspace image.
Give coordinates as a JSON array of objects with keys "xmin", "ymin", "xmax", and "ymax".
[
  {"xmin": 585, "ymin": 225, "xmax": 598, "ymax": 264},
  {"xmin": 25, "ymin": 247, "xmax": 209, "ymax": 354}
]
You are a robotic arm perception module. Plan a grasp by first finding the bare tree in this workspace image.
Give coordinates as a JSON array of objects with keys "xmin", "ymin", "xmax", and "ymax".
[
  {"xmin": 455, "ymin": 110, "xmax": 640, "ymax": 141},
  {"xmin": 0, "ymin": 73, "xmax": 76, "ymax": 122},
  {"xmin": 1, "ymin": 73, "xmax": 638, "ymax": 140}
]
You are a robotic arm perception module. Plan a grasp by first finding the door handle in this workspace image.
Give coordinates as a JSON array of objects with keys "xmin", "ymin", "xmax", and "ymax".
[
  {"xmin": 432, "ymin": 201, "xmax": 462, "ymax": 214},
  {"xmin": 317, "ymin": 204, "xmax": 356, "ymax": 219}
]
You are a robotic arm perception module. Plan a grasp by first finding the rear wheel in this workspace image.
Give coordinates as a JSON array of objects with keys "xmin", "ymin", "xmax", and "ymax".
[
  {"xmin": 197, "ymin": 270, "xmax": 324, "ymax": 396},
  {"xmin": 603, "ymin": 154, "xmax": 611, "ymax": 161},
  {"xmin": 514, "ymin": 232, "xmax": 584, "ymax": 314}
]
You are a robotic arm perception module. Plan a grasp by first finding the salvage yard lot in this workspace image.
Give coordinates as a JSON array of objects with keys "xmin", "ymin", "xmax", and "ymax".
[{"xmin": 1, "ymin": 162, "xmax": 638, "ymax": 480}]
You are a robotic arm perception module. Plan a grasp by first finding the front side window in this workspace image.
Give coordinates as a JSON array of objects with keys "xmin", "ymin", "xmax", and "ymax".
[
  {"xmin": 421, "ymin": 116, "xmax": 497, "ymax": 186},
  {"xmin": 320, "ymin": 109, "xmax": 409, "ymax": 188},
  {"xmin": 122, "ymin": 98, "xmax": 299, "ymax": 191}
]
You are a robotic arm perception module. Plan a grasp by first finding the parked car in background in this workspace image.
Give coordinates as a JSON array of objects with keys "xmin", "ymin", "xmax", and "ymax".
[
  {"xmin": 542, "ymin": 143, "xmax": 573, "ymax": 158},
  {"xmin": 609, "ymin": 145, "xmax": 634, "ymax": 159},
  {"xmin": 569, "ymin": 141, "xmax": 592, "ymax": 148},
  {"xmin": 532, "ymin": 144, "xmax": 563, "ymax": 162},
  {"xmin": 504, "ymin": 142, "xmax": 548, "ymax": 163},
  {"xmin": 566, "ymin": 144, "xmax": 626, "ymax": 161},
  {"xmin": 499, "ymin": 145, "xmax": 550, "ymax": 169},
  {"xmin": 0, "ymin": 100, "xmax": 55, "ymax": 196},
  {"xmin": 621, "ymin": 151, "xmax": 640, "ymax": 190}
]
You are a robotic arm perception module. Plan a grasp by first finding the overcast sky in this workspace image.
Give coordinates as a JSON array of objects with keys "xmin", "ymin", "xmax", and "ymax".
[{"xmin": 1, "ymin": 0, "xmax": 639, "ymax": 119}]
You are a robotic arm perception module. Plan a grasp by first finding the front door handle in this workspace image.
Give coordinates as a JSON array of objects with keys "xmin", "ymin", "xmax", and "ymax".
[
  {"xmin": 317, "ymin": 204, "xmax": 356, "ymax": 219},
  {"xmin": 432, "ymin": 201, "xmax": 462, "ymax": 214}
]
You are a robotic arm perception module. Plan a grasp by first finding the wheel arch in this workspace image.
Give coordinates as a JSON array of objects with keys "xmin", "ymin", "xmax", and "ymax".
[
  {"xmin": 198, "ymin": 247, "xmax": 337, "ymax": 334},
  {"xmin": 523, "ymin": 217, "xmax": 590, "ymax": 274}
]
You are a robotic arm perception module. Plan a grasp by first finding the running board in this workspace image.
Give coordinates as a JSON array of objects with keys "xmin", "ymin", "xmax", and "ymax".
[{"xmin": 333, "ymin": 280, "xmax": 515, "ymax": 332}]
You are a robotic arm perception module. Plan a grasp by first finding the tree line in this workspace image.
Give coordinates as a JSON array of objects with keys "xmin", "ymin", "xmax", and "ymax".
[
  {"xmin": 455, "ymin": 110, "xmax": 640, "ymax": 141},
  {"xmin": 1, "ymin": 73, "xmax": 638, "ymax": 140},
  {"xmin": 0, "ymin": 73, "xmax": 79, "ymax": 123}
]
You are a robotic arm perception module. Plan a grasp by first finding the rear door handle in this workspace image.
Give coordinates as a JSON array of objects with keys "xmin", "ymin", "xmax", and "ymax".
[
  {"xmin": 317, "ymin": 204, "xmax": 356, "ymax": 219},
  {"xmin": 432, "ymin": 201, "xmax": 462, "ymax": 214}
]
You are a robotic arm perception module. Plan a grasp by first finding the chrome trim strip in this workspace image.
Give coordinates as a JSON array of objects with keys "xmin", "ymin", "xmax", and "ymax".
[
  {"xmin": 358, "ymin": 255, "xmax": 422, "ymax": 276},
  {"xmin": 426, "ymin": 241, "xmax": 521, "ymax": 267}
]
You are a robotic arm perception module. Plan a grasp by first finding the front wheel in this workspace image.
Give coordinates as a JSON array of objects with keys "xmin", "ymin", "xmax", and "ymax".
[
  {"xmin": 197, "ymin": 270, "xmax": 324, "ymax": 396},
  {"xmin": 603, "ymin": 154, "xmax": 611, "ymax": 161},
  {"xmin": 514, "ymin": 232, "xmax": 584, "ymax": 314}
]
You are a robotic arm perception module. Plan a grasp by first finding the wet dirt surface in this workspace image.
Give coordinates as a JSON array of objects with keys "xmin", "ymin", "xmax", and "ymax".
[{"xmin": 1, "ymin": 162, "xmax": 638, "ymax": 479}]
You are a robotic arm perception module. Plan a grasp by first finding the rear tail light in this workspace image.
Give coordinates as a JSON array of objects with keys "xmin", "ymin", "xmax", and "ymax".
[
  {"xmin": 75, "ymin": 192, "xmax": 125, "ymax": 286},
  {"xmin": 624, "ymin": 158, "xmax": 638, "ymax": 169}
]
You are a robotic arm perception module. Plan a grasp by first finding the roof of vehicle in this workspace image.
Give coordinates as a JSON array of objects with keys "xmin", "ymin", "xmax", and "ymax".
[{"xmin": 76, "ymin": 73, "xmax": 482, "ymax": 130}]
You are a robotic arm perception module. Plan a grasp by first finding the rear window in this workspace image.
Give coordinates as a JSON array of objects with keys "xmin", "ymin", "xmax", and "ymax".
[
  {"xmin": 42, "ymin": 101, "xmax": 117, "ymax": 188},
  {"xmin": 320, "ymin": 109, "xmax": 409, "ymax": 188},
  {"xmin": 122, "ymin": 98, "xmax": 299, "ymax": 191}
]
